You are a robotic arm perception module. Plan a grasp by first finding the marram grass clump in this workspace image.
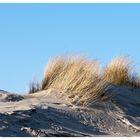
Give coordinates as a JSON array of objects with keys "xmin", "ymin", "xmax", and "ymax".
[
  {"xmin": 29, "ymin": 79, "xmax": 41, "ymax": 94},
  {"xmin": 104, "ymin": 56, "xmax": 131, "ymax": 85},
  {"xmin": 104, "ymin": 56, "xmax": 140, "ymax": 87},
  {"xmin": 29, "ymin": 55, "xmax": 140, "ymax": 106},
  {"xmin": 41, "ymin": 55, "xmax": 109, "ymax": 106}
]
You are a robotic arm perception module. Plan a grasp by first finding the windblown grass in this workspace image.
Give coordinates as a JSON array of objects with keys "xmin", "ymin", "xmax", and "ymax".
[
  {"xmin": 29, "ymin": 55, "xmax": 140, "ymax": 106},
  {"xmin": 29, "ymin": 79, "xmax": 41, "ymax": 94},
  {"xmin": 104, "ymin": 56, "xmax": 132, "ymax": 85},
  {"xmin": 41, "ymin": 55, "xmax": 109, "ymax": 106}
]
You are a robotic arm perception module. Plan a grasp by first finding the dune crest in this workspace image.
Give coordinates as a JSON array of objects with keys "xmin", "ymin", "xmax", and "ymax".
[{"xmin": 0, "ymin": 55, "xmax": 140, "ymax": 137}]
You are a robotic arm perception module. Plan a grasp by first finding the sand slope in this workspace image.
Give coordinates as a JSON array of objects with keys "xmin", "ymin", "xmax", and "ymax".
[{"xmin": 0, "ymin": 87, "xmax": 140, "ymax": 137}]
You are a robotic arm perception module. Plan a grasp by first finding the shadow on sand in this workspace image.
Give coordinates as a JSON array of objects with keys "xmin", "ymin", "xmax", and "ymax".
[{"xmin": 0, "ymin": 106, "xmax": 107, "ymax": 137}]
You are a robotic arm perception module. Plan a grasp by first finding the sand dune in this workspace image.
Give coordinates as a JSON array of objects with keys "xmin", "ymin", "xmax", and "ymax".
[
  {"xmin": 0, "ymin": 85, "xmax": 140, "ymax": 137},
  {"xmin": 1, "ymin": 56, "xmax": 140, "ymax": 137}
]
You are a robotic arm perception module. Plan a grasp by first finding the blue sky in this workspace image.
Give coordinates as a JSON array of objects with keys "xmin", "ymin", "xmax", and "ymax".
[{"xmin": 0, "ymin": 3, "xmax": 140, "ymax": 93}]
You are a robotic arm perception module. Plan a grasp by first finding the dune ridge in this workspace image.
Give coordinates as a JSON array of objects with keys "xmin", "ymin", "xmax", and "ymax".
[{"xmin": 0, "ymin": 55, "xmax": 140, "ymax": 137}]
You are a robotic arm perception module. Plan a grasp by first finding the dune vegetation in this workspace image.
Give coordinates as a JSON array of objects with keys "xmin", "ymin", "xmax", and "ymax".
[
  {"xmin": 29, "ymin": 79, "xmax": 41, "ymax": 94},
  {"xmin": 104, "ymin": 56, "xmax": 131, "ymax": 85},
  {"xmin": 29, "ymin": 55, "xmax": 140, "ymax": 106},
  {"xmin": 104, "ymin": 56, "xmax": 140, "ymax": 87}
]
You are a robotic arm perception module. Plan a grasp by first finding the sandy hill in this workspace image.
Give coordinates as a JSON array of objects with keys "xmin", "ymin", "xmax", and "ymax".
[
  {"xmin": 0, "ymin": 85, "xmax": 139, "ymax": 137},
  {"xmin": 0, "ymin": 55, "xmax": 140, "ymax": 137}
]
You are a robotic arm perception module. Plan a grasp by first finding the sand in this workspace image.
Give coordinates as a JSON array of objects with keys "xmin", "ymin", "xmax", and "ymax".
[{"xmin": 0, "ymin": 86, "xmax": 140, "ymax": 137}]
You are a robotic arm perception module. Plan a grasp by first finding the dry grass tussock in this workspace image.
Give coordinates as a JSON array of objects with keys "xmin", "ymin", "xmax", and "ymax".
[
  {"xmin": 29, "ymin": 79, "xmax": 41, "ymax": 94},
  {"xmin": 104, "ymin": 56, "xmax": 140, "ymax": 87},
  {"xmin": 29, "ymin": 55, "xmax": 140, "ymax": 106},
  {"xmin": 104, "ymin": 56, "xmax": 132, "ymax": 85},
  {"xmin": 41, "ymin": 55, "xmax": 109, "ymax": 106}
]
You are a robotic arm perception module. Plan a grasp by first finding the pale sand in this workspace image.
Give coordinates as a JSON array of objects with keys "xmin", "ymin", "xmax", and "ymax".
[{"xmin": 0, "ymin": 86, "xmax": 140, "ymax": 137}]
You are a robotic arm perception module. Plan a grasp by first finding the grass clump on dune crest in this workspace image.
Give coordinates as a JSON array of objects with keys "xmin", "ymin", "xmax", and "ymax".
[
  {"xmin": 104, "ymin": 56, "xmax": 132, "ymax": 85},
  {"xmin": 41, "ymin": 55, "xmax": 109, "ymax": 106},
  {"xmin": 29, "ymin": 55, "xmax": 140, "ymax": 106},
  {"xmin": 29, "ymin": 79, "xmax": 41, "ymax": 94},
  {"xmin": 104, "ymin": 56, "xmax": 140, "ymax": 87}
]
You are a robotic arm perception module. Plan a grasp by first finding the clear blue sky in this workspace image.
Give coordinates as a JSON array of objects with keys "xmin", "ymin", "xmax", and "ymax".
[{"xmin": 0, "ymin": 3, "xmax": 140, "ymax": 93}]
